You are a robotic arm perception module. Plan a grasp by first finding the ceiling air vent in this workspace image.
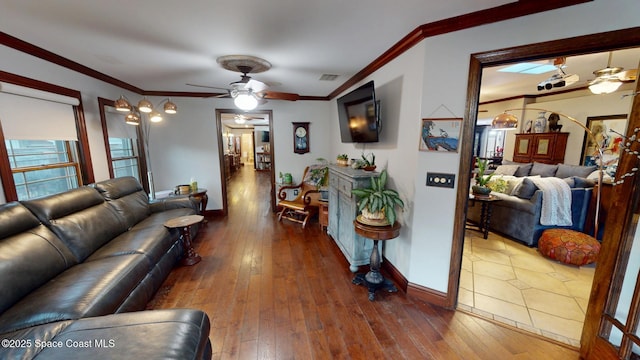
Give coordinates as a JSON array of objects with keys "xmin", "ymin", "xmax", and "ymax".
[{"xmin": 319, "ymin": 74, "xmax": 339, "ymax": 81}]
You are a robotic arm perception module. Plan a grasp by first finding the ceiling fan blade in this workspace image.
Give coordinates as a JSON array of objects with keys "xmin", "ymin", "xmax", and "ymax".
[
  {"xmin": 260, "ymin": 91, "xmax": 300, "ymax": 101},
  {"xmin": 185, "ymin": 83, "xmax": 229, "ymax": 91}
]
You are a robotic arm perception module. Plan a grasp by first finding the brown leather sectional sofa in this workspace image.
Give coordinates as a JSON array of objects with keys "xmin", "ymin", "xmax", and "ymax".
[{"xmin": 0, "ymin": 177, "xmax": 211, "ymax": 359}]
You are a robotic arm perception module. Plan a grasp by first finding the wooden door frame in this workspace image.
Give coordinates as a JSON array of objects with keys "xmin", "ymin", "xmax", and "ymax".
[
  {"xmin": 448, "ymin": 26, "xmax": 640, "ymax": 348},
  {"xmin": 216, "ymin": 109, "xmax": 276, "ymax": 215}
]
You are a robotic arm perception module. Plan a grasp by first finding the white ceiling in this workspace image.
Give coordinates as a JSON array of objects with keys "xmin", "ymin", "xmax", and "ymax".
[
  {"xmin": 0, "ymin": 1, "xmax": 638, "ymax": 104},
  {"xmin": 0, "ymin": 0, "xmax": 512, "ymax": 97}
]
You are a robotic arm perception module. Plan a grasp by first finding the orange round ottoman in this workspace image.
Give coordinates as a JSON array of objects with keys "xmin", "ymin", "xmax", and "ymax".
[{"xmin": 538, "ymin": 229, "xmax": 601, "ymax": 266}]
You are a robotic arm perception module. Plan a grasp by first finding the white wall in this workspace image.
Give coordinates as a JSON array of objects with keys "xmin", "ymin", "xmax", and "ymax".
[
  {"xmin": 0, "ymin": 0, "xmax": 638, "ymax": 295},
  {"xmin": 325, "ymin": 0, "xmax": 639, "ymax": 292},
  {"xmin": 407, "ymin": 0, "xmax": 640, "ymax": 292}
]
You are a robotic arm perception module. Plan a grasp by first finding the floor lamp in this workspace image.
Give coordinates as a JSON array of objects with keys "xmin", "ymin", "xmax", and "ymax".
[{"xmin": 492, "ymin": 108, "xmax": 605, "ymax": 238}]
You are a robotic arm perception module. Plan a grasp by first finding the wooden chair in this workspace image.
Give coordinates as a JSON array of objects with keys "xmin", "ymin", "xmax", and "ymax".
[{"xmin": 277, "ymin": 166, "xmax": 327, "ymax": 228}]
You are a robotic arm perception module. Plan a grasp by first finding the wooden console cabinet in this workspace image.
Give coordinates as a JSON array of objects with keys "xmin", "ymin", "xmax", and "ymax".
[
  {"xmin": 513, "ymin": 132, "xmax": 569, "ymax": 164},
  {"xmin": 327, "ymin": 165, "xmax": 375, "ymax": 272}
]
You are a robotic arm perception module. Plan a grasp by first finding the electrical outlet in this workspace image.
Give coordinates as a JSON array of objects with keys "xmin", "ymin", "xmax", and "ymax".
[
  {"xmin": 293, "ymin": 189, "xmax": 299, "ymax": 196},
  {"xmin": 426, "ymin": 172, "xmax": 455, "ymax": 188}
]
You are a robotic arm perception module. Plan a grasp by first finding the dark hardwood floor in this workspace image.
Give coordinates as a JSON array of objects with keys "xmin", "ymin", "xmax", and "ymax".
[{"xmin": 147, "ymin": 165, "xmax": 580, "ymax": 359}]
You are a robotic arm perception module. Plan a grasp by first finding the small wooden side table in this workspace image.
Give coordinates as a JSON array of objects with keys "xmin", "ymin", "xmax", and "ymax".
[
  {"xmin": 352, "ymin": 219, "xmax": 401, "ymax": 301},
  {"xmin": 319, "ymin": 200, "xmax": 328, "ymax": 231},
  {"xmin": 189, "ymin": 188, "xmax": 208, "ymax": 216},
  {"xmin": 468, "ymin": 194, "xmax": 501, "ymax": 239},
  {"xmin": 164, "ymin": 215, "xmax": 203, "ymax": 266}
]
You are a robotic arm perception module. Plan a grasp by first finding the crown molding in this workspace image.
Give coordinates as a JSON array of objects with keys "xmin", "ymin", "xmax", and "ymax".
[{"xmin": 1, "ymin": 0, "xmax": 591, "ymax": 99}]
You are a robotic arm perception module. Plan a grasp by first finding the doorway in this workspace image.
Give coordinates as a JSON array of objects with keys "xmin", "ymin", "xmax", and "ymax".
[
  {"xmin": 216, "ymin": 109, "xmax": 276, "ymax": 215},
  {"xmin": 450, "ymin": 29, "xmax": 640, "ymax": 349}
]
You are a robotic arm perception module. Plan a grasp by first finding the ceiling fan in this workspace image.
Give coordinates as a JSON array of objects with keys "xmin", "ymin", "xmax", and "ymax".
[
  {"xmin": 187, "ymin": 55, "xmax": 300, "ymax": 110},
  {"xmin": 588, "ymin": 52, "xmax": 638, "ymax": 94}
]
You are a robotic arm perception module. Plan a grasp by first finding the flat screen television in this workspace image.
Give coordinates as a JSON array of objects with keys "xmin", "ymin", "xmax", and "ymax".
[{"xmin": 337, "ymin": 81, "xmax": 380, "ymax": 143}]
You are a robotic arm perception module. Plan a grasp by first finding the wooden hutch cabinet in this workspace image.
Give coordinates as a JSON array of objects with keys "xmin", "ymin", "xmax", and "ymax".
[{"xmin": 512, "ymin": 132, "xmax": 569, "ymax": 164}]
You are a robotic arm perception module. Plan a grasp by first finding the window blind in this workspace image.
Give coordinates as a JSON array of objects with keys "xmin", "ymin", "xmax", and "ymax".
[{"xmin": 0, "ymin": 90, "xmax": 78, "ymax": 141}]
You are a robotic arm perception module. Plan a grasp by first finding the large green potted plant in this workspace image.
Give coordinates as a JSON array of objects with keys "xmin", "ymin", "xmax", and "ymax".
[{"xmin": 351, "ymin": 169, "xmax": 404, "ymax": 225}]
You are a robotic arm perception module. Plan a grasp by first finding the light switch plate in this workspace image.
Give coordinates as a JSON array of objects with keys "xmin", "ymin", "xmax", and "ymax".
[{"xmin": 426, "ymin": 172, "xmax": 455, "ymax": 188}]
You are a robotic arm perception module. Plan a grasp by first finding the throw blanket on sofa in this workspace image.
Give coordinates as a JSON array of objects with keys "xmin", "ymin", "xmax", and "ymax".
[{"xmin": 529, "ymin": 177, "xmax": 572, "ymax": 226}]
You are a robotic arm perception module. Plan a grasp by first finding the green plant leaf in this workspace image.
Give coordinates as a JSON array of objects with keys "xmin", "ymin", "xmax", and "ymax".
[
  {"xmin": 386, "ymin": 206, "xmax": 396, "ymax": 225},
  {"xmin": 379, "ymin": 170, "xmax": 387, "ymax": 189}
]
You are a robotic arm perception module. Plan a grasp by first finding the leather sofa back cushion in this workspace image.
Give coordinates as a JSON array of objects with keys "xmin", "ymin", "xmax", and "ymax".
[
  {"xmin": 93, "ymin": 177, "xmax": 151, "ymax": 229},
  {"xmin": 22, "ymin": 187, "xmax": 128, "ymax": 261},
  {"xmin": 0, "ymin": 203, "xmax": 78, "ymax": 313}
]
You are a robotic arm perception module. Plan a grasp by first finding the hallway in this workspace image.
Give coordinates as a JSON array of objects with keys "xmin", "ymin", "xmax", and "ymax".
[{"xmin": 147, "ymin": 165, "xmax": 580, "ymax": 359}]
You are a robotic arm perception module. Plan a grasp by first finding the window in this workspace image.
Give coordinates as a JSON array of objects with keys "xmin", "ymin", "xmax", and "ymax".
[
  {"xmin": 6, "ymin": 139, "xmax": 81, "ymax": 200},
  {"xmin": 109, "ymin": 137, "xmax": 140, "ymax": 180}
]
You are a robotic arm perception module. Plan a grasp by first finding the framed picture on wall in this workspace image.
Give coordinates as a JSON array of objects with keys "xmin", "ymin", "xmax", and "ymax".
[
  {"xmin": 580, "ymin": 114, "xmax": 628, "ymax": 167},
  {"xmin": 419, "ymin": 118, "xmax": 462, "ymax": 152}
]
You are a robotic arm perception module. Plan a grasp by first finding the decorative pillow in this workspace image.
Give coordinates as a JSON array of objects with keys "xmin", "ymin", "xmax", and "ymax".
[
  {"xmin": 493, "ymin": 164, "xmax": 519, "ymax": 176},
  {"xmin": 563, "ymin": 177, "xmax": 576, "ymax": 188},
  {"xmin": 487, "ymin": 178, "xmax": 508, "ymax": 193},
  {"xmin": 507, "ymin": 177, "xmax": 525, "ymax": 195},
  {"xmin": 513, "ymin": 178, "xmax": 538, "ymax": 199},
  {"xmin": 555, "ymin": 164, "xmax": 597, "ymax": 178},
  {"xmin": 514, "ymin": 163, "xmax": 533, "ymax": 177},
  {"xmin": 573, "ymin": 176, "xmax": 596, "ymax": 188},
  {"xmin": 530, "ymin": 162, "xmax": 558, "ymax": 177}
]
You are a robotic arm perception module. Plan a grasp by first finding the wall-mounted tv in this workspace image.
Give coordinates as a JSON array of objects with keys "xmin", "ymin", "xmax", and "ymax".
[{"xmin": 337, "ymin": 81, "xmax": 380, "ymax": 143}]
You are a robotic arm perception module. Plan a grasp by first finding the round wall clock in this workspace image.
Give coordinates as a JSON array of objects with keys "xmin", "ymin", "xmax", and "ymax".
[{"xmin": 292, "ymin": 122, "xmax": 310, "ymax": 154}]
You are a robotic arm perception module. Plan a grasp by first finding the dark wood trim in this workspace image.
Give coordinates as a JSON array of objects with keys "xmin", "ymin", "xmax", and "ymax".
[
  {"xmin": 0, "ymin": 31, "xmax": 143, "ymax": 94},
  {"xmin": 328, "ymin": 0, "xmax": 591, "ymax": 99},
  {"xmin": 98, "ymin": 97, "xmax": 115, "ymax": 179},
  {"xmin": 215, "ymin": 109, "xmax": 276, "ymax": 215},
  {"xmin": 449, "ymin": 27, "xmax": 640, "ymax": 357},
  {"xmin": 581, "ymin": 76, "xmax": 640, "ymax": 359},
  {"xmin": 2, "ymin": 2, "xmax": 590, "ymax": 101},
  {"xmin": 381, "ymin": 256, "xmax": 408, "ymax": 293},
  {"xmin": 0, "ymin": 71, "xmax": 93, "ymax": 200},
  {"xmin": 407, "ymin": 283, "xmax": 449, "ymax": 308},
  {"xmin": 73, "ymin": 99, "xmax": 94, "ymax": 185},
  {"xmin": 0, "ymin": 118, "xmax": 16, "ymax": 201}
]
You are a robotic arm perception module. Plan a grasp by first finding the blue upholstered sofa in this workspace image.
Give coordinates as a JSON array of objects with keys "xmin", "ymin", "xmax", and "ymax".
[{"xmin": 467, "ymin": 162, "xmax": 597, "ymax": 247}]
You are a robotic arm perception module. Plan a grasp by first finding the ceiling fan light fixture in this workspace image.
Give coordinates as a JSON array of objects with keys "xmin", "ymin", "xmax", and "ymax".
[
  {"xmin": 114, "ymin": 95, "xmax": 132, "ymax": 112},
  {"xmin": 589, "ymin": 78, "xmax": 623, "ymax": 94},
  {"xmin": 492, "ymin": 112, "xmax": 519, "ymax": 130},
  {"xmin": 234, "ymin": 115, "xmax": 247, "ymax": 124},
  {"xmin": 163, "ymin": 99, "xmax": 177, "ymax": 114},
  {"xmin": 234, "ymin": 92, "xmax": 258, "ymax": 111},
  {"xmin": 137, "ymin": 97, "xmax": 153, "ymax": 113}
]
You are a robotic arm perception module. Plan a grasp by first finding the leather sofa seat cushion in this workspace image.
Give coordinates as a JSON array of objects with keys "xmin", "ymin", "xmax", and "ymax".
[
  {"xmin": 93, "ymin": 177, "xmax": 151, "ymax": 229},
  {"xmin": 0, "ymin": 254, "xmax": 150, "ymax": 334},
  {"xmin": 22, "ymin": 187, "xmax": 129, "ymax": 262},
  {"xmin": 0, "ymin": 203, "xmax": 77, "ymax": 314},
  {"xmin": 86, "ymin": 226, "xmax": 176, "ymax": 265},
  {"xmin": 0, "ymin": 309, "xmax": 212, "ymax": 360}
]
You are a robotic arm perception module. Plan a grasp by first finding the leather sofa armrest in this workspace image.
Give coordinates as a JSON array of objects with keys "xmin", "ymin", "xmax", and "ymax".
[{"xmin": 150, "ymin": 197, "xmax": 197, "ymax": 213}]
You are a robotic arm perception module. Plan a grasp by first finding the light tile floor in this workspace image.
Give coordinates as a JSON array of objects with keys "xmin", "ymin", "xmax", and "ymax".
[{"xmin": 457, "ymin": 228, "xmax": 595, "ymax": 347}]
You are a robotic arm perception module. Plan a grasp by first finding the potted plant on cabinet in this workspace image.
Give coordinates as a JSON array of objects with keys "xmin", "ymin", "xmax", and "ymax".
[
  {"xmin": 472, "ymin": 158, "xmax": 493, "ymax": 196},
  {"xmin": 361, "ymin": 152, "xmax": 376, "ymax": 171},
  {"xmin": 336, "ymin": 154, "xmax": 349, "ymax": 166},
  {"xmin": 351, "ymin": 169, "xmax": 404, "ymax": 225}
]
